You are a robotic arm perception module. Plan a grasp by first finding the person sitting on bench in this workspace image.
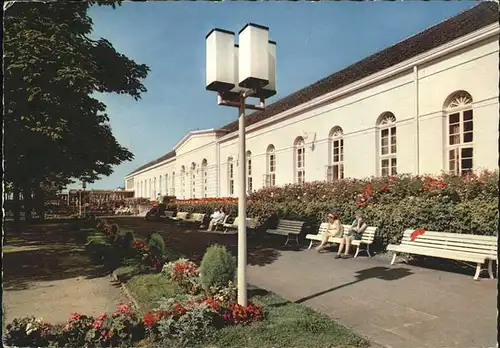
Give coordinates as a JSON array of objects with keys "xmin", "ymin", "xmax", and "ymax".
[
  {"xmin": 335, "ymin": 211, "xmax": 367, "ymax": 259},
  {"xmin": 315, "ymin": 212, "xmax": 343, "ymax": 252},
  {"xmin": 207, "ymin": 208, "xmax": 226, "ymax": 231}
]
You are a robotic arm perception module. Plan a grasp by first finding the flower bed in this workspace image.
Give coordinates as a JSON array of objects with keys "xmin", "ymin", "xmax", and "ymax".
[{"xmin": 167, "ymin": 171, "xmax": 498, "ymax": 246}]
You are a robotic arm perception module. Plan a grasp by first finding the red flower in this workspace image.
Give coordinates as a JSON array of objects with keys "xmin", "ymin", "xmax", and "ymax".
[
  {"xmin": 143, "ymin": 312, "xmax": 156, "ymax": 327},
  {"xmin": 93, "ymin": 320, "xmax": 104, "ymax": 329},
  {"xmin": 70, "ymin": 313, "xmax": 81, "ymax": 321}
]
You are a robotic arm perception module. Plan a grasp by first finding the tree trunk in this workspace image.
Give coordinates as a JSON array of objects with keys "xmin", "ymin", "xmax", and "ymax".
[
  {"xmin": 22, "ymin": 186, "xmax": 33, "ymax": 222},
  {"xmin": 34, "ymin": 184, "xmax": 45, "ymax": 220},
  {"xmin": 12, "ymin": 183, "xmax": 21, "ymax": 227}
]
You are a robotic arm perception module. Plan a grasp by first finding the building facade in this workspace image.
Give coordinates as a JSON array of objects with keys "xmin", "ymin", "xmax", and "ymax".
[{"xmin": 125, "ymin": 3, "xmax": 499, "ymax": 200}]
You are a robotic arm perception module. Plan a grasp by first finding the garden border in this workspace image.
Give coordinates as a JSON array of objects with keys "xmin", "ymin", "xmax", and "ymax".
[{"xmin": 111, "ymin": 270, "xmax": 142, "ymax": 313}]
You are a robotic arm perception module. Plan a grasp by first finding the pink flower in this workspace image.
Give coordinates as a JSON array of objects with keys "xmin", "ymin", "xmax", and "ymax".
[
  {"xmin": 117, "ymin": 304, "xmax": 129, "ymax": 313},
  {"xmin": 93, "ymin": 320, "xmax": 104, "ymax": 329},
  {"xmin": 70, "ymin": 313, "xmax": 81, "ymax": 321},
  {"xmin": 97, "ymin": 313, "xmax": 107, "ymax": 320}
]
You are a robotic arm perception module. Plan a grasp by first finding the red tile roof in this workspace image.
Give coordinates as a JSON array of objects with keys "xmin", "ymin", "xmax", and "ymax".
[{"xmin": 127, "ymin": 2, "xmax": 498, "ymax": 176}]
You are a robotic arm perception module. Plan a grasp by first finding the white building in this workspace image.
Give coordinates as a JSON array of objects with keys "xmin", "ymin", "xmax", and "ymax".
[{"xmin": 125, "ymin": 3, "xmax": 499, "ymax": 200}]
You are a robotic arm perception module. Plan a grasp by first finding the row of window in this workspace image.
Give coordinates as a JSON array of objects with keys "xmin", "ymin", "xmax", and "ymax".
[{"xmin": 135, "ymin": 91, "xmax": 474, "ymax": 198}]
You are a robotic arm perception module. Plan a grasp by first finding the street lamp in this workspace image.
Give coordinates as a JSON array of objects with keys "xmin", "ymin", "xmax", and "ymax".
[{"xmin": 206, "ymin": 23, "xmax": 276, "ymax": 306}]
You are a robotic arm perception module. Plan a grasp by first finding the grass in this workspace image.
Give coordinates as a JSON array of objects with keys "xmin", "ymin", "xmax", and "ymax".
[
  {"xmin": 207, "ymin": 285, "xmax": 369, "ymax": 348},
  {"xmin": 125, "ymin": 274, "xmax": 183, "ymax": 312}
]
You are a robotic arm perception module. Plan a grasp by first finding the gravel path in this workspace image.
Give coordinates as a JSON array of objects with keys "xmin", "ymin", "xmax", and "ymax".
[{"xmin": 3, "ymin": 223, "xmax": 130, "ymax": 325}]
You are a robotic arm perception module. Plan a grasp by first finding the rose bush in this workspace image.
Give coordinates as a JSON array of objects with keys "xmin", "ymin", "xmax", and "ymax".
[
  {"xmin": 162, "ymin": 258, "xmax": 201, "ymax": 294},
  {"xmin": 167, "ymin": 171, "xmax": 498, "ymax": 247}
]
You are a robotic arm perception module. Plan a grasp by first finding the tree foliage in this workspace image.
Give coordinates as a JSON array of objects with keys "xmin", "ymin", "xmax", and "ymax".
[{"xmin": 4, "ymin": 1, "xmax": 150, "ymax": 221}]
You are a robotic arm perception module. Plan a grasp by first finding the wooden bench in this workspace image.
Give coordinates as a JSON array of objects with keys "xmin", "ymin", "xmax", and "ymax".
[
  {"xmin": 184, "ymin": 213, "xmax": 206, "ymax": 226},
  {"xmin": 266, "ymin": 219, "xmax": 305, "ymax": 245},
  {"xmin": 219, "ymin": 216, "xmax": 258, "ymax": 233},
  {"xmin": 213, "ymin": 215, "xmax": 230, "ymax": 231},
  {"xmin": 170, "ymin": 211, "xmax": 189, "ymax": 221},
  {"xmin": 164, "ymin": 210, "xmax": 175, "ymax": 219},
  {"xmin": 387, "ymin": 229, "xmax": 497, "ymax": 280},
  {"xmin": 305, "ymin": 223, "xmax": 378, "ymax": 257}
]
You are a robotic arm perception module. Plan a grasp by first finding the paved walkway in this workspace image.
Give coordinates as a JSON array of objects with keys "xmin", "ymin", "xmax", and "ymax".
[{"xmin": 247, "ymin": 249, "xmax": 497, "ymax": 348}]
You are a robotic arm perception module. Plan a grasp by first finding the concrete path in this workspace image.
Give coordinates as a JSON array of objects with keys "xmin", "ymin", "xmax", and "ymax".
[{"xmin": 247, "ymin": 249, "xmax": 497, "ymax": 348}]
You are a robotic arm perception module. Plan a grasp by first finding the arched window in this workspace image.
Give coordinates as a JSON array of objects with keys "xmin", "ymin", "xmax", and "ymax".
[
  {"xmin": 171, "ymin": 172, "xmax": 175, "ymax": 196},
  {"xmin": 159, "ymin": 175, "xmax": 162, "ymax": 195},
  {"xmin": 191, "ymin": 162, "xmax": 197, "ymax": 198},
  {"xmin": 228, "ymin": 157, "xmax": 235, "ymax": 196},
  {"xmin": 165, "ymin": 173, "xmax": 168, "ymax": 196},
  {"xmin": 328, "ymin": 126, "xmax": 344, "ymax": 181},
  {"xmin": 246, "ymin": 151, "xmax": 253, "ymax": 193},
  {"xmin": 149, "ymin": 179, "xmax": 152, "ymax": 198},
  {"xmin": 140, "ymin": 181, "xmax": 143, "ymax": 197},
  {"xmin": 201, "ymin": 159, "xmax": 208, "ymax": 197},
  {"xmin": 377, "ymin": 112, "xmax": 397, "ymax": 177},
  {"xmin": 265, "ymin": 145, "xmax": 276, "ymax": 187},
  {"xmin": 153, "ymin": 177, "xmax": 157, "ymax": 198},
  {"xmin": 180, "ymin": 166, "xmax": 186, "ymax": 198},
  {"xmin": 294, "ymin": 137, "xmax": 306, "ymax": 184},
  {"xmin": 444, "ymin": 91, "xmax": 473, "ymax": 175}
]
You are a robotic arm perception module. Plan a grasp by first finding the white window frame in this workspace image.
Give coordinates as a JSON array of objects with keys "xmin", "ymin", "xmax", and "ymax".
[
  {"xmin": 228, "ymin": 157, "xmax": 234, "ymax": 196},
  {"xmin": 159, "ymin": 175, "xmax": 162, "ymax": 195},
  {"xmin": 201, "ymin": 159, "xmax": 208, "ymax": 198},
  {"xmin": 445, "ymin": 92, "xmax": 473, "ymax": 175},
  {"xmin": 165, "ymin": 173, "xmax": 168, "ymax": 196},
  {"xmin": 171, "ymin": 172, "xmax": 175, "ymax": 196},
  {"xmin": 180, "ymin": 166, "xmax": 186, "ymax": 198},
  {"xmin": 295, "ymin": 137, "xmax": 306, "ymax": 184},
  {"xmin": 378, "ymin": 113, "xmax": 397, "ymax": 177},
  {"xmin": 266, "ymin": 145, "xmax": 276, "ymax": 187},
  {"xmin": 328, "ymin": 127, "xmax": 344, "ymax": 181},
  {"xmin": 191, "ymin": 163, "xmax": 196, "ymax": 198}
]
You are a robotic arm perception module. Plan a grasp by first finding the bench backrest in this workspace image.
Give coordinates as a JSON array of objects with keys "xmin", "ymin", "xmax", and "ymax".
[
  {"xmin": 317, "ymin": 223, "xmax": 377, "ymax": 243},
  {"xmin": 400, "ymin": 229, "xmax": 497, "ymax": 259},
  {"xmin": 277, "ymin": 219, "xmax": 304, "ymax": 233},
  {"xmin": 176, "ymin": 212, "xmax": 189, "ymax": 220},
  {"xmin": 190, "ymin": 213, "xmax": 205, "ymax": 222},
  {"xmin": 229, "ymin": 216, "xmax": 258, "ymax": 228},
  {"xmin": 165, "ymin": 211, "xmax": 174, "ymax": 218}
]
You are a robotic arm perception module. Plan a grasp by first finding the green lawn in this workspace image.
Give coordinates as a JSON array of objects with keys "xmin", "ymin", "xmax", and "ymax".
[{"xmin": 208, "ymin": 285, "xmax": 369, "ymax": 348}]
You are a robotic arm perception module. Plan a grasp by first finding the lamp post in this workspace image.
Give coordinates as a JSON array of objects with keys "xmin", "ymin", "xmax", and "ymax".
[{"xmin": 206, "ymin": 24, "xmax": 276, "ymax": 306}]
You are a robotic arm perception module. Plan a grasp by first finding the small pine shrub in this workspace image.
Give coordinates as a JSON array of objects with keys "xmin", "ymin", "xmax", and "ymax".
[
  {"xmin": 199, "ymin": 245, "xmax": 236, "ymax": 291},
  {"xmin": 148, "ymin": 233, "xmax": 166, "ymax": 257}
]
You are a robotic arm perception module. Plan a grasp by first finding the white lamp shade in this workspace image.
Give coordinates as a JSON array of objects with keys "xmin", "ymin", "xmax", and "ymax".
[
  {"xmin": 223, "ymin": 44, "xmax": 251, "ymax": 101},
  {"xmin": 206, "ymin": 28, "xmax": 236, "ymax": 92},
  {"xmin": 255, "ymin": 41, "xmax": 277, "ymax": 99},
  {"xmin": 238, "ymin": 23, "xmax": 269, "ymax": 89}
]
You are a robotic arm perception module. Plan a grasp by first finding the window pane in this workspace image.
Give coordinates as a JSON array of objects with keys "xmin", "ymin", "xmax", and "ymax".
[
  {"xmin": 333, "ymin": 154, "xmax": 339, "ymax": 163},
  {"xmin": 381, "ymin": 129, "xmax": 389, "ymax": 137},
  {"xmin": 381, "ymin": 146, "xmax": 388, "ymax": 155},
  {"xmin": 381, "ymin": 168, "xmax": 389, "ymax": 177},
  {"xmin": 463, "ymin": 132, "xmax": 473, "ymax": 143},
  {"xmin": 391, "ymin": 144, "xmax": 397, "ymax": 154},
  {"xmin": 461, "ymin": 158, "xmax": 473, "ymax": 171},
  {"xmin": 333, "ymin": 165, "xmax": 339, "ymax": 180},
  {"xmin": 390, "ymin": 127, "xmax": 396, "ymax": 136},
  {"xmin": 333, "ymin": 147, "xmax": 339, "ymax": 155},
  {"xmin": 381, "ymin": 159, "xmax": 389, "ymax": 168},
  {"xmin": 381, "ymin": 137, "xmax": 389, "ymax": 147},
  {"xmin": 463, "ymin": 110, "xmax": 473, "ymax": 121},
  {"xmin": 463, "ymin": 121, "xmax": 473, "ymax": 132},
  {"xmin": 391, "ymin": 158, "xmax": 397, "ymax": 167},
  {"xmin": 461, "ymin": 147, "xmax": 473, "ymax": 159},
  {"xmin": 340, "ymin": 164, "xmax": 344, "ymax": 179},
  {"xmin": 449, "ymin": 124, "xmax": 460, "ymax": 135},
  {"xmin": 333, "ymin": 140, "xmax": 339, "ymax": 148},
  {"xmin": 449, "ymin": 113, "xmax": 459, "ymax": 124},
  {"xmin": 449, "ymin": 135, "xmax": 460, "ymax": 145}
]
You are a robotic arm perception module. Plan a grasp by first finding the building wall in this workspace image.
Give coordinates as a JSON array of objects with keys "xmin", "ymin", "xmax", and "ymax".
[{"xmin": 125, "ymin": 31, "xmax": 499, "ymax": 199}]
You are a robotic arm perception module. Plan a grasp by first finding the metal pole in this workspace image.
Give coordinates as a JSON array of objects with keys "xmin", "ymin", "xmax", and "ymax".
[{"xmin": 237, "ymin": 92, "xmax": 247, "ymax": 306}]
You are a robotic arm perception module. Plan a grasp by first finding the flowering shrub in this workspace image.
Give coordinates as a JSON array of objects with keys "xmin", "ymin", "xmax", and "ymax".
[
  {"xmin": 162, "ymin": 258, "xmax": 201, "ymax": 294},
  {"xmin": 167, "ymin": 171, "xmax": 498, "ymax": 246}
]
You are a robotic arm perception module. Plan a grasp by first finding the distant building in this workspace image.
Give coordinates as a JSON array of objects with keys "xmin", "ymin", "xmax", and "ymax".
[
  {"xmin": 124, "ymin": 3, "xmax": 499, "ymax": 200},
  {"xmin": 64, "ymin": 188, "xmax": 134, "ymax": 206}
]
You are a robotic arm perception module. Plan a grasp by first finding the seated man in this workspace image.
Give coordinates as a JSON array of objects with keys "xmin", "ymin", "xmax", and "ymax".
[
  {"xmin": 335, "ymin": 211, "xmax": 367, "ymax": 259},
  {"xmin": 207, "ymin": 208, "xmax": 225, "ymax": 231}
]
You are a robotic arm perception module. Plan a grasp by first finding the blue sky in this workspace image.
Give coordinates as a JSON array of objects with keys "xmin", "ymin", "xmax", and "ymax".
[{"xmin": 79, "ymin": 1, "xmax": 474, "ymax": 190}]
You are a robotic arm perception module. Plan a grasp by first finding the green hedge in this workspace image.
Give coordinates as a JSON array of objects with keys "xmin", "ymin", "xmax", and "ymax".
[{"xmin": 168, "ymin": 172, "xmax": 498, "ymax": 247}]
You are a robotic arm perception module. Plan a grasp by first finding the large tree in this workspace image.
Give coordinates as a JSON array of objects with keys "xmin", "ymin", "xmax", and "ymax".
[{"xmin": 4, "ymin": 1, "xmax": 150, "ymax": 223}]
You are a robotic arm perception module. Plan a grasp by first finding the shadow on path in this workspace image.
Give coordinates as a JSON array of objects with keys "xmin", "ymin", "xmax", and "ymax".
[
  {"xmin": 271, "ymin": 266, "xmax": 413, "ymax": 306},
  {"xmin": 3, "ymin": 223, "xmax": 106, "ymax": 291}
]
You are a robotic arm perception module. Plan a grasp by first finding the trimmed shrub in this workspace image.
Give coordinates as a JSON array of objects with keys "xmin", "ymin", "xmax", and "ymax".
[
  {"xmin": 148, "ymin": 233, "xmax": 166, "ymax": 257},
  {"xmin": 169, "ymin": 171, "xmax": 498, "ymax": 248},
  {"xmin": 199, "ymin": 245, "xmax": 236, "ymax": 291}
]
